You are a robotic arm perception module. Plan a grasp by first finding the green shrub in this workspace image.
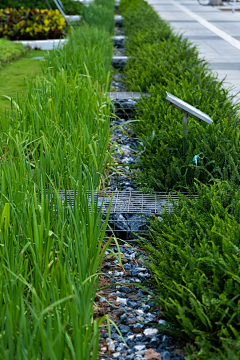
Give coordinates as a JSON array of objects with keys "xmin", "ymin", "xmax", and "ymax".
[
  {"xmin": 0, "ymin": 37, "xmax": 27, "ymax": 66},
  {"xmin": 140, "ymin": 181, "xmax": 240, "ymax": 359},
  {"xmin": 82, "ymin": 0, "xmax": 115, "ymax": 34},
  {"xmin": 121, "ymin": 0, "xmax": 240, "ymax": 192},
  {"xmin": 0, "ymin": 0, "xmax": 82, "ymax": 15},
  {"xmin": 0, "ymin": 8, "xmax": 66, "ymax": 40}
]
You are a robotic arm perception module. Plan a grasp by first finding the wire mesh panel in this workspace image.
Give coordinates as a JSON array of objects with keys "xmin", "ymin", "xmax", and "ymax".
[{"xmin": 47, "ymin": 190, "xmax": 198, "ymax": 239}]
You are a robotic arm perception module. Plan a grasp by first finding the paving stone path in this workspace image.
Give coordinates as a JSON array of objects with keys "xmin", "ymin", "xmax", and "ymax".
[{"xmin": 147, "ymin": 0, "xmax": 240, "ymax": 102}]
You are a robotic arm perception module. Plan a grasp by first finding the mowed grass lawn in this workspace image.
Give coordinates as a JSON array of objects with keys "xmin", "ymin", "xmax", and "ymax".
[{"xmin": 0, "ymin": 49, "xmax": 49, "ymax": 111}]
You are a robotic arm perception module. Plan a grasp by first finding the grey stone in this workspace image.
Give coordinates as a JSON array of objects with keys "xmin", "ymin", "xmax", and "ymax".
[
  {"xmin": 111, "ymin": 56, "xmax": 129, "ymax": 70},
  {"xmin": 116, "ymin": 343, "xmax": 127, "ymax": 352},
  {"xmin": 134, "ymin": 345, "xmax": 146, "ymax": 352},
  {"xmin": 142, "ymin": 305, "xmax": 150, "ymax": 312},
  {"xmin": 135, "ymin": 309, "xmax": 144, "ymax": 316},
  {"xmin": 114, "ymin": 15, "xmax": 123, "ymax": 27},
  {"xmin": 120, "ymin": 313, "xmax": 128, "ymax": 324},
  {"xmin": 113, "ymin": 35, "xmax": 125, "ymax": 48},
  {"xmin": 126, "ymin": 355, "xmax": 135, "ymax": 360},
  {"xmin": 127, "ymin": 300, "xmax": 138, "ymax": 308},
  {"xmin": 119, "ymin": 286, "xmax": 131, "ymax": 294},
  {"xmin": 150, "ymin": 336, "xmax": 161, "ymax": 347},
  {"xmin": 161, "ymin": 351, "xmax": 171, "ymax": 360},
  {"xmin": 119, "ymin": 324, "xmax": 131, "ymax": 334}
]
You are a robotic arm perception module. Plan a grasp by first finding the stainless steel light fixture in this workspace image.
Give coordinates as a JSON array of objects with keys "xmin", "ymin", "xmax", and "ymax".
[{"xmin": 166, "ymin": 91, "xmax": 213, "ymax": 154}]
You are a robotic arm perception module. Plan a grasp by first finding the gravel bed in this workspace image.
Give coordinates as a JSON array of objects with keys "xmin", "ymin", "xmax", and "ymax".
[
  {"xmin": 97, "ymin": 17, "xmax": 186, "ymax": 360},
  {"xmin": 97, "ymin": 246, "xmax": 185, "ymax": 360}
]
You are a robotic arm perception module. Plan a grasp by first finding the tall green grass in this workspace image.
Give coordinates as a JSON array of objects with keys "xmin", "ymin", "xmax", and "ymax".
[
  {"xmin": 0, "ymin": 2, "xmax": 114, "ymax": 357},
  {"xmin": 46, "ymin": 26, "xmax": 113, "ymax": 87},
  {"xmin": 82, "ymin": 0, "xmax": 115, "ymax": 34}
]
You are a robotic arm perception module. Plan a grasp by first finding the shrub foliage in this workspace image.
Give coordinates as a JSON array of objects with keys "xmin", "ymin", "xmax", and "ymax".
[
  {"xmin": 120, "ymin": 0, "xmax": 240, "ymax": 192},
  {"xmin": 120, "ymin": 0, "xmax": 240, "ymax": 358},
  {"xmin": 0, "ymin": 37, "xmax": 27, "ymax": 66},
  {"xmin": 0, "ymin": 0, "xmax": 82, "ymax": 15},
  {"xmin": 140, "ymin": 181, "xmax": 240, "ymax": 358},
  {"xmin": 0, "ymin": 8, "xmax": 66, "ymax": 40}
]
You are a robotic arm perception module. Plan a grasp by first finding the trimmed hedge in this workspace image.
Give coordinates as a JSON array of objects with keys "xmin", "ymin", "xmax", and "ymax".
[
  {"xmin": 140, "ymin": 181, "xmax": 240, "ymax": 359},
  {"xmin": 0, "ymin": 38, "xmax": 27, "ymax": 66},
  {"xmin": 0, "ymin": 0, "xmax": 82, "ymax": 15},
  {"xmin": 0, "ymin": 8, "xmax": 66, "ymax": 40},
  {"xmin": 120, "ymin": 0, "xmax": 240, "ymax": 358},
  {"xmin": 120, "ymin": 0, "xmax": 240, "ymax": 192}
]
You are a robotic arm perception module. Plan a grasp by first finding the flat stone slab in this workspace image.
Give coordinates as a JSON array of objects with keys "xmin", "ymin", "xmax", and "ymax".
[
  {"xmin": 112, "ymin": 56, "xmax": 128, "ymax": 70},
  {"xmin": 115, "ymin": 15, "xmax": 123, "ymax": 26},
  {"xmin": 114, "ymin": 35, "xmax": 125, "ymax": 48},
  {"xmin": 109, "ymin": 92, "xmax": 150, "ymax": 118}
]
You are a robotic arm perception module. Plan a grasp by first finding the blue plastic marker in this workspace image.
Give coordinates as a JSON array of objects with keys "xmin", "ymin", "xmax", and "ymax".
[
  {"xmin": 192, "ymin": 153, "xmax": 204, "ymax": 167},
  {"xmin": 31, "ymin": 57, "xmax": 46, "ymax": 60}
]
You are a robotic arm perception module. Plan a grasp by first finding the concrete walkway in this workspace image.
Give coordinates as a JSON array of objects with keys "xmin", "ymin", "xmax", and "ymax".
[{"xmin": 147, "ymin": 0, "xmax": 240, "ymax": 102}]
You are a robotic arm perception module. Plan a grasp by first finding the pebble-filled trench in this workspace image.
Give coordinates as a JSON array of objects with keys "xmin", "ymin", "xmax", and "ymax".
[{"xmin": 96, "ymin": 5, "xmax": 186, "ymax": 360}]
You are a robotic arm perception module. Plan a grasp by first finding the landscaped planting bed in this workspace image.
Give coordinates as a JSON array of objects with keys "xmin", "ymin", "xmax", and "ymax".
[
  {"xmin": 0, "ymin": 8, "xmax": 67, "ymax": 40},
  {"xmin": 0, "ymin": 38, "xmax": 27, "ymax": 66},
  {"xmin": 0, "ymin": 0, "xmax": 115, "ymax": 357},
  {"xmin": 0, "ymin": 0, "xmax": 82, "ymax": 15},
  {"xmin": 116, "ymin": 0, "xmax": 240, "ymax": 359}
]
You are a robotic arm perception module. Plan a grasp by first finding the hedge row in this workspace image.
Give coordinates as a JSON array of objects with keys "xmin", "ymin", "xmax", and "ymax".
[
  {"xmin": 120, "ymin": 0, "xmax": 240, "ymax": 192},
  {"xmin": 0, "ymin": 1, "xmax": 114, "ymax": 358},
  {"xmin": 0, "ymin": 8, "xmax": 66, "ymax": 40},
  {"xmin": 120, "ymin": 0, "xmax": 240, "ymax": 358},
  {"xmin": 0, "ymin": 37, "xmax": 27, "ymax": 66}
]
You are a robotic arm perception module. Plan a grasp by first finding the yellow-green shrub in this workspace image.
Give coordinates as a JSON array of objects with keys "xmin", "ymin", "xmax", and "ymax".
[{"xmin": 0, "ymin": 8, "xmax": 66, "ymax": 40}]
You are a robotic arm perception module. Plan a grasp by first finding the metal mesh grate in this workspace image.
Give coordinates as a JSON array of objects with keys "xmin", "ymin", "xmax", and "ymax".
[{"xmin": 47, "ymin": 190, "xmax": 198, "ymax": 239}]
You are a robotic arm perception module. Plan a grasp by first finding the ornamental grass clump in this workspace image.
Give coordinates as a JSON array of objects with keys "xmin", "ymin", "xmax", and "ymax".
[
  {"xmin": 120, "ymin": 0, "xmax": 240, "ymax": 192},
  {"xmin": 46, "ymin": 25, "xmax": 112, "ymax": 87},
  {"xmin": 0, "ymin": 1, "xmax": 115, "ymax": 356},
  {"xmin": 82, "ymin": 0, "xmax": 115, "ymax": 34},
  {"xmin": 140, "ymin": 181, "xmax": 240, "ymax": 359}
]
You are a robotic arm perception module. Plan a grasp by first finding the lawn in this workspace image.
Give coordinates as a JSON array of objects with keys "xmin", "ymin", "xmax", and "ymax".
[{"xmin": 0, "ymin": 49, "xmax": 49, "ymax": 111}]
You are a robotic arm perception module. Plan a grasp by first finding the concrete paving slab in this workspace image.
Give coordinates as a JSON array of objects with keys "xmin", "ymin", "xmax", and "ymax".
[{"xmin": 147, "ymin": 0, "xmax": 240, "ymax": 103}]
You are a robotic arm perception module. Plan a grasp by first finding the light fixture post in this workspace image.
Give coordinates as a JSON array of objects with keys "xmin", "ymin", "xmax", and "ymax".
[{"xmin": 183, "ymin": 112, "xmax": 188, "ymax": 155}]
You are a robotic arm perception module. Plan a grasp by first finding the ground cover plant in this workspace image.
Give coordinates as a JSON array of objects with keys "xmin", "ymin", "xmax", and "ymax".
[
  {"xmin": 0, "ymin": 38, "xmax": 27, "ymax": 67},
  {"xmin": 0, "ymin": 0, "xmax": 115, "ymax": 357},
  {"xmin": 0, "ymin": 8, "xmax": 66, "ymax": 40},
  {"xmin": 0, "ymin": 0, "xmax": 82, "ymax": 15},
  {"xmin": 120, "ymin": 0, "xmax": 240, "ymax": 192}
]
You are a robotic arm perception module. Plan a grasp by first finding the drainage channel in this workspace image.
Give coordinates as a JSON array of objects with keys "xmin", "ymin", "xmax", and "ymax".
[{"xmin": 95, "ymin": 9, "xmax": 187, "ymax": 360}]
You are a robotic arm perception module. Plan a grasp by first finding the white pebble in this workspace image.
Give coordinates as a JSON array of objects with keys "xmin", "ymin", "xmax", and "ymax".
[
  {"xmin": 135, "ymin": 350, "xmax": 146, "ymax": 355},
  {"xmin": 112, "ymin": 352, "xmax": 121, "ymax": 358},
  {"xmin": 127, "ymin": 335, "xmax": 135, "ymax": 340},
  {"xmin": 116, "ymin": 297, "xmax": 127, "ymax": 305},
  {"xmin": 143, "ymin": 328, "xmax": 158, "ymax": 337},
  {"xmin": 134, "ymin": 345, "xmax": 146, "ymax": 351},
  {"xmin": 159, "ymin": 319, "xmax": 166, "ymax": 325}
]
